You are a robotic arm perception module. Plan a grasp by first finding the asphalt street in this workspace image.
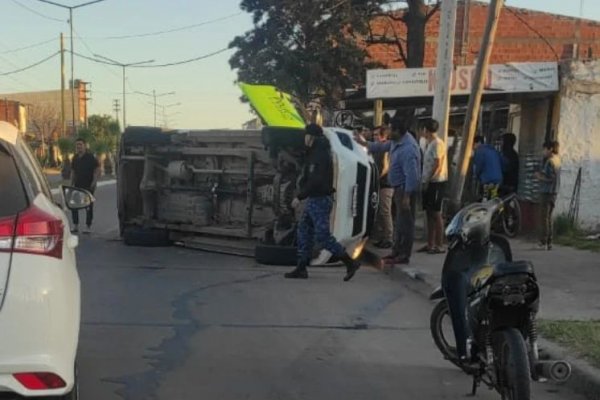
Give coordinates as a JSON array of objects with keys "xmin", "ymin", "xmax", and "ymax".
[{"xmin": 74, "ymin": 183, "xmax": 584, "ymax": 400}]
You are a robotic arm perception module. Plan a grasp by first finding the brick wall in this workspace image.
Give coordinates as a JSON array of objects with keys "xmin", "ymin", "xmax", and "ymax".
[{"xmin": 366, "ymin": 1, "xmax": 600, "ymax": 68}]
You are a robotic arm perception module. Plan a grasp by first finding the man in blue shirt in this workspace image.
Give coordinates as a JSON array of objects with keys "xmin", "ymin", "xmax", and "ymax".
[
  {"xmin": 356, "ymin": 117, "xmax": 422, "ymax": 264},
  {"xmin": 473, "ymin": 135, "xmax": 503, "ymax": 200}
]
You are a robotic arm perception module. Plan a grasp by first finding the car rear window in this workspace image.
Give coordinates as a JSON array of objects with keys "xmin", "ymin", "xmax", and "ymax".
[{"xmin": 0, "ymin": 144, "xmax": 28, "ymax": 218}]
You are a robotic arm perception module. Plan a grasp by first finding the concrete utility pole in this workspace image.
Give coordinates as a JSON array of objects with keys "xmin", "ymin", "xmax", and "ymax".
[
  {"xmin": 60, "ymin": 33, "xmax": 66, "ymax": 137},
  {"xmin": 449, "ymin": 0, "xmax": 504, "ymax": 208},
  {"xmin": 36, "ymin": 0, "xmax": 107, "ymax": 133},
  {"xmin": 93, "ymin": 54, "xmax": 154, "ymax": 133},
  {"xmin": 113, "ymin": 99, "xmax": 121, "ymax": 124},
  {"xmin": 136, "ymin": 90, "xmax": 175, "ymax": 127},
  {"xmin": 432, "ymin": 0, "xmax": 458, "ymax": 144}
]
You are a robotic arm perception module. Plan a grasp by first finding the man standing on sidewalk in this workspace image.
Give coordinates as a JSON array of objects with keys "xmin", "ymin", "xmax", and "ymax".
[
  {"xmin": 418, "ymin": 119, "xmax": 447, "ymax": 254},
  {"xmin": 284, "ymin": 124, "xmax": 361, "ymax": 281},
  {"xmin": 356, "ymin": 116, "xmax": 422, "ymax": 265},
  {"xmin": 371, "ymin": 125, "xmax": 393, "ymax": 249},
  {"xmin": 71, "ymin": 138, "xmax": 100, "ymax": 233},
  {"xmin": 536, "ymin": 140, "xmax": 561, "ymax": 250}
]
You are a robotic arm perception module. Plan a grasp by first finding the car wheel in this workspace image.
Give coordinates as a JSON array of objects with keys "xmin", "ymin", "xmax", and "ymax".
[
  {"xmin": 123, "ymin": 226, "xmax": 172, "ymax": 247},
  {"xmin": 255, "ymin": 244, "xmax": 297, "ymax": 266}
]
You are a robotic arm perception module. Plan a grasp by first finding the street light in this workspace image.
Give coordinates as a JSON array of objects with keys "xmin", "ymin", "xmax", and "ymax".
[
  {"xmin": 93, "ymin": 54, "xmax": 154, "ymax": 130},
  {"xmin": 36, "ymin": 0, "xmax": 107, "ymax": 133},
  {"xmin": 136, "ymin": 90, "xmax": 175, "ymax": 127}
]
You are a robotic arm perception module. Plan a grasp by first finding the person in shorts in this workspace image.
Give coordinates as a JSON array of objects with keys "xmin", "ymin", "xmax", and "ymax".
[{"xmin": 419, "ymin": 119, "xmax": 447, "ymax": 254}]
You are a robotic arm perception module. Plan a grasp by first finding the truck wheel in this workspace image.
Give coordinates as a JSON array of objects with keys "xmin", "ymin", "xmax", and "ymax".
[
  {"xmin": 123, "ymin": 227, "xmax": 171, "ymax": 247},
  {"xmin": 255, "ymin": 244, "xmax": 297, "ymax": 266},
  {"xmin": 122, "ymin": 127, "xmax": 171, "ymax": 146}
]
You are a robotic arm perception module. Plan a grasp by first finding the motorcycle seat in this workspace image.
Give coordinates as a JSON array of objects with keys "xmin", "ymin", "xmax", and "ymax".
[{"xmin": 493, "ymin": 260, "xmax": 535, "ymax": 277}]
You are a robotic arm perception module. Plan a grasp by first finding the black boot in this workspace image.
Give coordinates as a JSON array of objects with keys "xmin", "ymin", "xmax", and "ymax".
[
  {"xmin": 340, "ymin": 253, "xmax": 360, "ymax": 282},
  {"xmin": 284, "ymin": 261, "xmax": 308, "ymax": 279}
]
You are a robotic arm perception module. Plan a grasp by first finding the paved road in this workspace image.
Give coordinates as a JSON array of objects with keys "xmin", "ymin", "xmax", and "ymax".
[{"xmin": 76, "ymin": 183, "xmax": 584, "ymax": 400}]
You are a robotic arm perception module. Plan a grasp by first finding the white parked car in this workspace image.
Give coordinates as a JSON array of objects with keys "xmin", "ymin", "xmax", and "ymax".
[{"xmin": 0, "ymin": 121, "xmax": 92, "ymax": 399}]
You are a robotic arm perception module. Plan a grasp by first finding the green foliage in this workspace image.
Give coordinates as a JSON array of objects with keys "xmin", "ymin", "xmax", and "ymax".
[
  {"xmin": 57, "ymin": 137, "xmax": 75, "ymax": 155},
  {"xmin": 553, "ymin": 213, "xmax": 600, "ymax": 252},
  {"xmin": 539, "ymin": 320, "xmax": 600, "ymax": 368},
  {"xmin": 554, "ymin": 213, "xmax": 578, "ymax": 237},
  {"xmin": 229, "ymin": 0, "xmax": 385, "ymax": 107},
  {"xmin": 76, "ymin": 114, "xmax": 120, "ymax": 155}
]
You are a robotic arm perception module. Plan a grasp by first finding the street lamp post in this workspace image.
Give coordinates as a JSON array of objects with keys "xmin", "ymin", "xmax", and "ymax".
[
  {"xmin": 93, "ymin": 54, "xmax": 154, "ymax": 131},
  {"xmin": 36, "ymin": 0, "xmax": 107, "ymax": 134},
  {"xmin": 136, "ymin": 90, "xmax": 176, "ymax": 127}
]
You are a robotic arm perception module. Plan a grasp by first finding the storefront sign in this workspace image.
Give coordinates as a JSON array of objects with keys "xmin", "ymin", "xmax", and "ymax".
[{"xmin": 366, "ymin": 62, "xmax": 559, "ymax": 99}]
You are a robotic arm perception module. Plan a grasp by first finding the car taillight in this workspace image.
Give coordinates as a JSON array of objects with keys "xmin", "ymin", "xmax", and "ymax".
[
  {"xmin": 13, "ymin": 206, "xmax": 63, "ymax": 259},
  {"xmin": 13, "ymin": 372, "xmax": 66, "ymax": 390},
  {"xmin": 0, "ymin": 216, "xmax": 16, "ymax": 252}
]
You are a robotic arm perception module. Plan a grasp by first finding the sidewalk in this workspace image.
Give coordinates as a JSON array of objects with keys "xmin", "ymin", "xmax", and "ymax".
[
  {"xmin": 367, "ymin": 239, "xmax": 600, "ymax": 320},
  {"xmin": 366, "ymin": 236, "xmax": 600, "ymax": 400}
]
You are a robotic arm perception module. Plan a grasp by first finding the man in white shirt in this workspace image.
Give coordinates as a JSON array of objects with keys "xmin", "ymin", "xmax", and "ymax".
[{"xmin": 419, "ymin": 119, "xmax": 447, "ymax": 254}]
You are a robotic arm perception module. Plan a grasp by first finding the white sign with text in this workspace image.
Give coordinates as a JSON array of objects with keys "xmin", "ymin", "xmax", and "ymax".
[{"xmin": 366, "ymin": 62, "xmax": 559, "ymax": 99}]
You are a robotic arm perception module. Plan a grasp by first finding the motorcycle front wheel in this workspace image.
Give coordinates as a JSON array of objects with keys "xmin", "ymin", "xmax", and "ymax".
[
  {"xmin": 502, "ymin": 198, "xmax": 521, "ymax": 238},
  {"xmin": 430, "ymin": 300, "xmax": 461, "ymax": 368},
  {"xmin": 494, "ymin": 328, "xmax": 531, "ymax": 400}
]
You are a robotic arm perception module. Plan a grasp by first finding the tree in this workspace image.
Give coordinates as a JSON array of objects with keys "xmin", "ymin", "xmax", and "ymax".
[
  {"xmin": 229, "ymin": 0, "xmax": 385, "ymax": 109},
  {"xmin": 28, "ymin": 103, "xmax": 60, "ymax": 165},
  {"xmin": 367, "ymin": 0, "xmax": 441, "ymax": 68},
  {"xmin": 77, "ymin": 114, "xmax": 120, "ymax": 175}
]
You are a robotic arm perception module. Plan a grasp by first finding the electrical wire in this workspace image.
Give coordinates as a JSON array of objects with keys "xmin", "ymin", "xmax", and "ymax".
[
  {"xmin": 73, "ymin": 48, "xmax": 230, "ymax": 68},
  {"xmin": 101, "ymin": 12, "xmax": 243, "ymax": 40},
  {"xmin": 131, "ymin": 48, "xmax": 230, "ymax": 68},
  {"xmin": 505, "ymin": 6, "xmax": 560, "ymax": 62},
  {"xmin": 10, "ymin": 0, "xmax": 64, "ymax": 22},
  {"xmin": 0, "ymin": 38, "xmax": 57, "ymax": 55},
  {"xmin": 0, "ymin": 51, "xmax": 60, "ymax": 76}
]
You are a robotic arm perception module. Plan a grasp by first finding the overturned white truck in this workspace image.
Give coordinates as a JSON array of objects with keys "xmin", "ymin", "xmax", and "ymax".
[{"xmin": 117, "ymin": 126, "xmax": 378, "ymax": 265}]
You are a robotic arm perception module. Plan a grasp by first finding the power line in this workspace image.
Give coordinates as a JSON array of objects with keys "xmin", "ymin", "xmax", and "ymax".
[
  {"xmin": 0, "ymin": 51, "xmax": 59, "ymax": 76},
  {"xmin": 10, "ymin": 0, "xmax": 64, "ymax": 22},
  {"xmin": 131, "ymin": 48, "xmax": 230, "ymax": 68},
  {"xmin": 0, "ymin": 38, "xmax": 56, "ymax": 54},
  {"xmin": 102, "ymin": 12, "xmax": 243, "ymax": 40},
  {"xmin": 504, "ymin": 6, "xmax": 560, "ymax": 62},
  {"xmin": 73, "ymin": 48, "xmax": 230, "ymax": 68}
]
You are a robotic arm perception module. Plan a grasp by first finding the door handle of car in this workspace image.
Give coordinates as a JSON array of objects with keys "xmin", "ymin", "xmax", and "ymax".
[{"xmin": 67, "ymin": 235, "xmax": 79, "ymax": 250}]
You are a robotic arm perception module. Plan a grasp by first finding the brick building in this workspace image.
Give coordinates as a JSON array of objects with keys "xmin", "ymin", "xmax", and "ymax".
[
  {"xmin": 366, "ymin": 1, "xmax": 600, "ymax": 68},
  {"xmin": 0, "ymin": 99, "xmax": 26, "ymax": 133}
]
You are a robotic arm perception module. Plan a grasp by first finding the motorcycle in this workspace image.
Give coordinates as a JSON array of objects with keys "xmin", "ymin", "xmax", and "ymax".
[{"xmin": 429, "ymin": 194, "xmax": 570, "ymax": 399}]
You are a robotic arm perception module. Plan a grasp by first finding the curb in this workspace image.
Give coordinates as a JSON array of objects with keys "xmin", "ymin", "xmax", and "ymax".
[{"xmin": 372, "ymin": 255, "xmax": 600, "ymax": 400}]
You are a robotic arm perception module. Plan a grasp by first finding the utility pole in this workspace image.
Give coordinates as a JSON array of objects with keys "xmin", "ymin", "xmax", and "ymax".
[
  {"xmin": 113, "ymin": 99, "xmax": 121, "ymax": 125},
  {"xmin": 432, "ymin": 0, "xmax": 458, "ymax": 144},
  {"xmin": 60, "ymin": 33, "xmax": 66, "ymax": 137},
  {"xmin": 36, "ymin": 0, "xmax": 107, "ymax": 134},
  {"xmin": 93, "ymin": 54, "xmax": 154, "ymax": 134},
  {"xmin": 449, "ymin": 0, "xmax": 504, "ymax": 208},
  {"xmin": 135, "ymin": 90, "xmax": 175, "ymax": 127}
]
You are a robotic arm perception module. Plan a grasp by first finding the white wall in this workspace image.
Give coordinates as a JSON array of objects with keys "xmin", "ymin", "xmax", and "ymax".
[{"xmin": 556, "ymin": 61, "xmax": 600, "ymax": 230}]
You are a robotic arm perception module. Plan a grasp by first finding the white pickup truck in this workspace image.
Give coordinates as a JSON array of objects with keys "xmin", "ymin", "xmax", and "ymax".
[{"xmin": 117, "ymin": 125, "xmax": 378, "ymax": 265}]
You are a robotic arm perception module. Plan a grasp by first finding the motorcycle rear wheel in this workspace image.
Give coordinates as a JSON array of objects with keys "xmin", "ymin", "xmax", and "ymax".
[{"xmin": 494, "ymin": 328, "xmax": 531, "ymax": 400}]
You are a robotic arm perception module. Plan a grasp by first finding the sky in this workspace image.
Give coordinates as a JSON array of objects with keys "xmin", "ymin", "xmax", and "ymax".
[{"xmin": 1, "ymin": 0, "xmax": 598, "ymax": 130}]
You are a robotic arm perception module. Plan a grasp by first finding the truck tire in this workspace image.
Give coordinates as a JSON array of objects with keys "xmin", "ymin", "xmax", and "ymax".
[
  {"xmin": 123, "ymin": 227, "xmax": 171, "ymax": 247},
  {"xmin": 255, "ymin": 244, "xmax": 297, "ymax": 266},
  {"xmin": 122, "ymin": 127, "xmax": 171, "ymax": 146}
]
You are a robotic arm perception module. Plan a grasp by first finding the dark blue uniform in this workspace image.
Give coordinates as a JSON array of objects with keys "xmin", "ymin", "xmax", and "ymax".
[{"xmin": 296, "ymin": 136, "xmax": 344, "ymax": 263}]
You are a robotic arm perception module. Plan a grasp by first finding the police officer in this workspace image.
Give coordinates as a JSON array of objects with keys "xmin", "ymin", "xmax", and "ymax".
[{"xmin": 285, "ymin": 123, "xmax": 361, "ymax": 281}]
